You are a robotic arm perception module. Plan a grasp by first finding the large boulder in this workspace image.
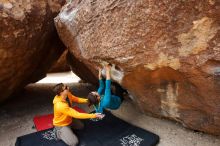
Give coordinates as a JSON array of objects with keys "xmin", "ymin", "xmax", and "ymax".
[
  {"xmin": 55, "ymin": 0, "xmax": 220, "ymax": 135},
  {"xmin": 0, "ymin": 0, "xmax": 66, "ymax": 102}
]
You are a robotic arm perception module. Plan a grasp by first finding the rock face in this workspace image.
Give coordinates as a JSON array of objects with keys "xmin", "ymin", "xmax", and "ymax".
[
  {"xmin": 55, "ymin": 0, "xmax": 220, "ymax": 135},
  {"xmin": 49, "ymin": 50, "xmax": 70, "ymax": 73},
  {"xmin": 0, "ymin": 0, "xmax": 66, "ymax": 102}
]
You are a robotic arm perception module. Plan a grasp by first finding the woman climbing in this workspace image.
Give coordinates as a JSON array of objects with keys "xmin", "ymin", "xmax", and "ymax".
[{"xmin": 87, "ymin": 64, "xmax": 124, "ymax": 113}]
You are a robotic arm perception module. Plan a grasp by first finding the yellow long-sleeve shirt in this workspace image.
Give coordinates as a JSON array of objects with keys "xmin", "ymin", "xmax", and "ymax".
[{"xmin": 53, "ymin": 93, "xmax": 96, "ymax": 126}]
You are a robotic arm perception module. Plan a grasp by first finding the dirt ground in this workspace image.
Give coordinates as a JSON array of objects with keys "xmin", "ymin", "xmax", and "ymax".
[{"xmin": 0, "ymin": 83, "xmax": 219, "ymax": 146}]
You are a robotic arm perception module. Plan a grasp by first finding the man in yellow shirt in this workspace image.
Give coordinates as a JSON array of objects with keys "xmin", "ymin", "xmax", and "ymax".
[{"xmin": 53, "ymin": 83, "xmax": 104, "ymax": 146}]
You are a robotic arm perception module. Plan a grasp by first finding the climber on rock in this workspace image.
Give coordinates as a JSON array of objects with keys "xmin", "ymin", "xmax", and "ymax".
[{"xmin": 87, "ymin": 64, "xmax": 124, "ymax": 113}]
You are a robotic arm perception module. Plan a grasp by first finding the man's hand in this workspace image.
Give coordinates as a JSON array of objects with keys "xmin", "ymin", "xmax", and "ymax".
[{"xmin": 95, "ymin": 113, "xmax": 105, "ymax": 119}]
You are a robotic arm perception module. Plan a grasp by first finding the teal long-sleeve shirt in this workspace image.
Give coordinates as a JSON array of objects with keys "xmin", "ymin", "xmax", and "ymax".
[{"xmin": 94, "ymin": 79, "xmax": 121, "ymax": 113}]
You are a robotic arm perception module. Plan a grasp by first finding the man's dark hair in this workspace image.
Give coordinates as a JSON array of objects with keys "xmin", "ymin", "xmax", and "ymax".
[
  {"xmin": 87, "ymin": 93, "xmax": 99, "ymax": 106},
  {"xmin": 53, "ymin": 83, "xmax": 64, "ymax": 95}
]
